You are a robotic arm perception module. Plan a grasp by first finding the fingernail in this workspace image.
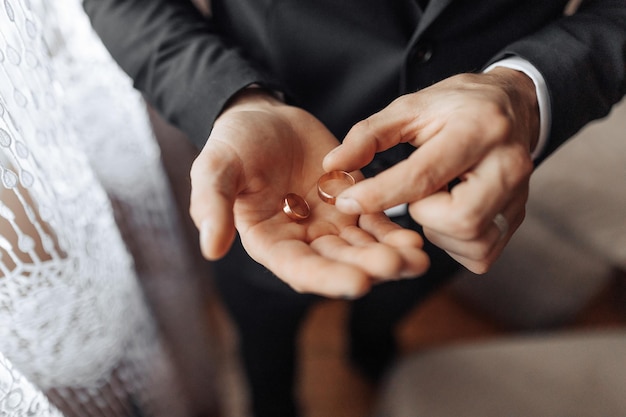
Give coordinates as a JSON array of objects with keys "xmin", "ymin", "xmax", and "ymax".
[
  {"xmin": 323, "ymin": 147, "xmax": 340, "ymax": 164},
  {"xmin": 335, "ymin": 197, "xmax": 363, "ymax": 214}
]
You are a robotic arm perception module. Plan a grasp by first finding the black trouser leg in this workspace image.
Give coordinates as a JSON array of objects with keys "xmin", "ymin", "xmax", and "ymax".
[
  {"xmin": 348, "ymin": 215, "xmax": 461, "ymax": 382},
  {"xmin": 213, "ymin": 236, "xmax": 318, "ymax": 417}
]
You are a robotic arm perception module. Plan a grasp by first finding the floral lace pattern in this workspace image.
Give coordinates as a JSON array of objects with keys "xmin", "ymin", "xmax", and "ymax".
[
  {"xmin": 0, "ymin": 352, "xmax": 64, "ymax": 417},
  {"xmin": 0, "ymin": 0, "xmax": 192, "ymax": 415}
]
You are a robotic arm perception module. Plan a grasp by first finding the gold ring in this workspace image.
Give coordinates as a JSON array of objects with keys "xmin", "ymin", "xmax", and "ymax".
[
  {"xmin": 282, "ymin": 193, "xmax": 311, "ymax": 221},
  {"xmin": 317, "ymin": 170, "xmax": 356, "ymax": 205}
]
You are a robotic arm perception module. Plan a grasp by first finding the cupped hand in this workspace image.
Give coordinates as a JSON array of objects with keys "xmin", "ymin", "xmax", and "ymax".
[
  {"xmin": 323, "ymin": 68, "xmax": 539, "ymax": 273},
  {"xmin": 189, "ymin": 89, "xmax": 429, "ymax": 298}
]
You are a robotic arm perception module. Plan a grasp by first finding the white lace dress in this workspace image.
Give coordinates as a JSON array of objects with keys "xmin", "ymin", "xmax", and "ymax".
[{"xmin": 0, "ymin": 0, "xmax": 208, "ymax": 415}]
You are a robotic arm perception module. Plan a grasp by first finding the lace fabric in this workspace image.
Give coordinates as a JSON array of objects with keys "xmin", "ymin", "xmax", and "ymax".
[
  {"xmin": 0, "ymin": 0, "xmax": 196, "ymax": 415},
  {"xmin": 0, "ymin": 351, "xmax": 64, "ymax": 417}
]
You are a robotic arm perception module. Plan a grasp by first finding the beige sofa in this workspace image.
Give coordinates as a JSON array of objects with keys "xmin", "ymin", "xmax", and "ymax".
[{"xmin": 375, "ymin": 100, "xmax": 626, "ymax": 416}]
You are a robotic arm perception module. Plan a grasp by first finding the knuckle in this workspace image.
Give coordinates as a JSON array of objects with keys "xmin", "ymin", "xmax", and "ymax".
[
  {"xmin": 407, "ymin": 157, "xmax": 440, "ymax": 196},
  {"xmin": 465, "ymin": 255, "xmax": 496, "ymax": 275},
  {"xmin": 469, "ymin": 261, "xmax": 491, "ymax": 275},
  {"xmin": 450, "ymin": 210, "xmax": 483, "ymax": 240},
  {"xmin": 189, "ymin": 158, "xmax": 203, "ymax": 181},
  {"xmin": 449, "ymin": 127, "xmax": 478, "ymax": 151},
  {"xmin": 188, "ymin": 192, "xmax": 202, "ymax": 224},
  {"xmin": 484, "ymin": 108, "xmax": 513, "ymax": 144},
  {"xmin": 500, "ymin": 147, "xmax": 534, "ymax": 188},
  {"xmin": 351, "ymin": 118, "xmax": 373, "ymax": 137},
  {"xmin": 469, "ymin": 243, "xmax": 493, "ymax": 261},
  {"xmin": 413, "ymin": 171, "xmax": 438, "ymax": 197},
  {"xmin": 508, "ymin": 145, "xmax": 533, "ymax": 171},
  {"xmin": 188, "ymin": 203, "xmax": 199, "ymax": 224}
]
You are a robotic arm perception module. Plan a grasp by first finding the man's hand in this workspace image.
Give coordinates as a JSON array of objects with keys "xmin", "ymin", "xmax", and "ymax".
[
  {"xmin": 323, "ymin": 69, "xmax": 539, "ymax": 273},
  {"xmin": 189, "ymin": 89, "xmax": 429, "ymax": 298}
]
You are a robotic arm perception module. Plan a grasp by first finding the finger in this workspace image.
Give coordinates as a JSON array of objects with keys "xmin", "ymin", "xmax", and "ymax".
[
  {"xmin": 310, "ymin": 234, "xmax": 406, "ymax": 280},
  {"xmin": 333, "ymin": 123, "xmax": 487, "ymax": 215},
  {"xmin": 423, "ymin": 200, "xmax": 525, "ymax": 274},
  {"xmin": 439, "ymin": 238, "xmax": 510, "ymax": 275},
  {"xmin": 422, "ymin": 200, "xmax": 521, "ymax": 260},
  {"xmin": 408, "ymin": 186, "xmax": 497, "ymax": 241},
  {"xmin": 359, "ymin": 213, "xmax": 424, "ymax": 248},
  {"xmin": 323, "ymin": 93, "xmax": 448, "ymax": 172},
  {"xmin": 189, "ymin": 147, "xmax": 241, "ymax": 260},
  {"xmin": 359, "ymin": 213, "xmax": 430, "ymax": 277},
  {"xmin": 408, "ymin": 152, "xmax": 530, "ymax": 239},
  {"xmin": 264, "ymin": 239, "xmax": 372, "ymax": 298},
  {"xmin": 338, "ymin": 224, "xmax": 377, "ymax": 245},
  {"xmin": 323, "ymin": 105, "xmax": 411, "ymax": 173},
  {"xmin": 338, "ymin": 223, "xmax": 429, "ymax": 278}
]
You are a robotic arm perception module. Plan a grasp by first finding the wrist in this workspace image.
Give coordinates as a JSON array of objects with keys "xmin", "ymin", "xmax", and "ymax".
[
  {"xmin": 487, "ymin": 67, "xmax": 540, "ymax": 154},
  {"xmin": 221, "ymin": 84, "xmax": 284, "ymax": 115}
]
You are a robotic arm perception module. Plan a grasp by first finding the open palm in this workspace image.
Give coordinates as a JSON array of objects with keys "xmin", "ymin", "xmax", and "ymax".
[{"xmin": 190, "ymin": 93, "xmax": 429, "ymax": 298}]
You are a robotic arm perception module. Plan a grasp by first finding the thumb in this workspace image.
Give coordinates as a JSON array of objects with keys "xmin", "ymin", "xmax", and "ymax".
[
  {"xmin": 189, "ymin": 148, "xmax": 241, "ymax": 260},
  {"xmin": 323, "ymin": 98, "xmax": 414, "ymax": 172}
]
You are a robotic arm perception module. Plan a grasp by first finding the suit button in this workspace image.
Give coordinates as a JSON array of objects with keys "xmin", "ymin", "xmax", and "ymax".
[{"xmin": 410, "ymin": 42, "xmax": 433, "ymax": 64}]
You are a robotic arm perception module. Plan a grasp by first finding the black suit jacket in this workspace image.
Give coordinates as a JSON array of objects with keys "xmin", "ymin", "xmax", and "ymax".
[{"xmin": 84, "ymin": 0, "xmax": 625, "ymax": 163}]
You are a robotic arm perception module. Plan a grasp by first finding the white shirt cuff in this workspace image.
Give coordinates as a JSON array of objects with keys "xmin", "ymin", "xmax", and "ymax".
[
  {"xmin": 384, "ymin": 203, "xmax": 408, "ymax": 218},
  {"xmin": 484, "ymin": 57, "xmax": 551, "ymax": 161}
]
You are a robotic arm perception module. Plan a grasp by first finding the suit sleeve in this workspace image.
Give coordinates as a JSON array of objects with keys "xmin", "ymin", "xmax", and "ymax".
[
  {"xmin": 490, "ymin": 0, "xmax": 626, "ymax": 161},
  {"xmin": 82, "ymin": 0, "xmax": 279, "ymax": 148}
]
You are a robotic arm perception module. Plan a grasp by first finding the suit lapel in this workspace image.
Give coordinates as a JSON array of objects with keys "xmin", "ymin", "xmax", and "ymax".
[
  {"xmin": 413, "ymin": 0, "xmax": 454, "ymax": 39},
  {"xmin": 400, "ymin": 0, "xmax": 454, "ymax": 91}
]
